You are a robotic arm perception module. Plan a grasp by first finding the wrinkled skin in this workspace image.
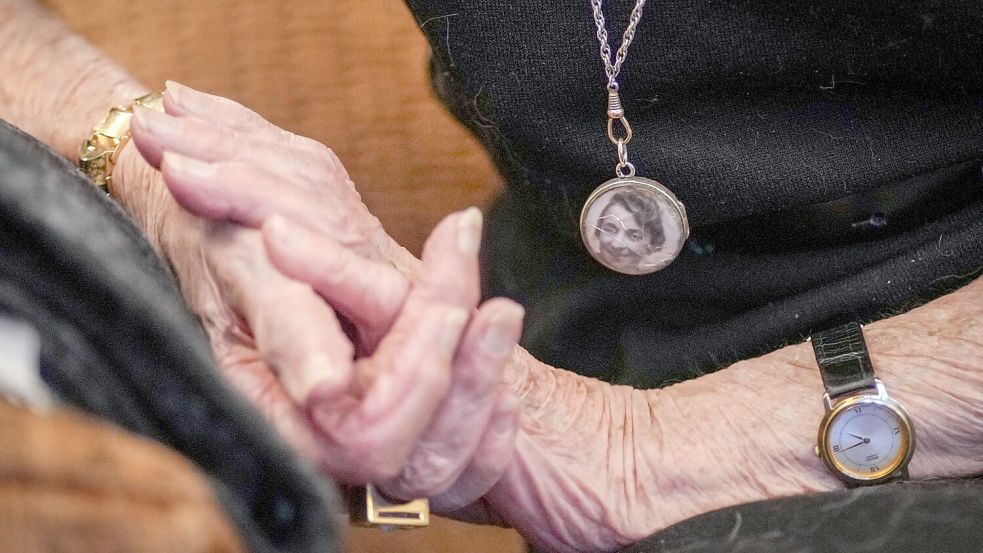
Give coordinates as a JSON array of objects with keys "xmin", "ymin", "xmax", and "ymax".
[
  {"xmin": 130, "ymin": 83, "xmax": 983, "ymax": 553},
  {"xmin": 4, "ymin": 1, "xmax": 975, "ymax": 550},
  {"xmin": 117, "ymin": 82, "xmax": 527, "ymax": 508}
]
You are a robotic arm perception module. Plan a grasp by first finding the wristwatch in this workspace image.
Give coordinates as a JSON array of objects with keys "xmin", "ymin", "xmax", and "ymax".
[
  {"xmin": 811, "ymin": 322, "xmax": 915, "ymax": 486},
  {"xmin": 79, "ymin": 91, "xmax": 164, "ymax": 193}
]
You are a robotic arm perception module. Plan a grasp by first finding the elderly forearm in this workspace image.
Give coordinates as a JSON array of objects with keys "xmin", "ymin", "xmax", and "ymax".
[
  {"xmin": 635, "ymin": 275, "xmax": 983, "ymax": 538},
  {"xmin": 497, "ymin": 277, "xmax": 982, "ymax": 551},
  {"xmin": 0, "ymin": 0, "xmax": 146, "ymax": 159},
  {"xmin": 0, "ymin": 0, "xmax": 168, "ymax": 238}
]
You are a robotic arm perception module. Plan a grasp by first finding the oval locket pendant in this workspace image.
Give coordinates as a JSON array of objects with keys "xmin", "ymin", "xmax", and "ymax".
[{"xmin": 579, "ymin": 176, "xmax": 689, "ymax": 275}]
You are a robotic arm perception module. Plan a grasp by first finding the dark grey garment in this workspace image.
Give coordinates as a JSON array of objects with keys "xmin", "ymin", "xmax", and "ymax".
[
  {"xmin": 0, "ymin": 119, "xmax": 341, "ymax": 553},
  {"xmin": 404, "ymin": 0, "xmax": 983, "ymax": 387},
  {"xmin": 620, "ymin": 479, "xmax": 983, "ymax": 553}
]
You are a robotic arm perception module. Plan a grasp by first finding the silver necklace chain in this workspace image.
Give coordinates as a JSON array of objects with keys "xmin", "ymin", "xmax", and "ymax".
[
  {"xmin": 583, "ymin": 1, "xmax": 689, "ymax": 274},
  {"xmin": 591, "ymin": 0, "xmax": 648, "ymax": 89},
  {"xmin": 591, "ymin": 0, "xmax": 649, "ymax": 177}
]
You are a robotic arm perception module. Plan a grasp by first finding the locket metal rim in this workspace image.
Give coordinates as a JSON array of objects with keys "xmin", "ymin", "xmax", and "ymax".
[{"xmin": 579, "ymin": 176, "xmax": 690, "ymax": 275}]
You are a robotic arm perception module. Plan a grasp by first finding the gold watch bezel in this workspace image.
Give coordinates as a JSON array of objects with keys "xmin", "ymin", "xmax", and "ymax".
[{"xmin": 817, "ymin": 382, "xmax": 915, "ymax": 485}]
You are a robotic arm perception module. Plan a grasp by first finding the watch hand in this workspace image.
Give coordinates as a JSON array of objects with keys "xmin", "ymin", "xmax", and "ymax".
[
  {"xmin": 839, "ymin": 437, "xmax": 871, "ymax": 452},
  {"xmin": 848, "ymin": 433, "xmax": 866, "ymax": 441}
]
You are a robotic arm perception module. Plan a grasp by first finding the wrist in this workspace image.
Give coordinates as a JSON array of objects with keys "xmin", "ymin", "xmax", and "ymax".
[
  {"xmin": 863, "ymin": 306, "xmax": 983, "ymax": 479},
  {"xmin": 646, "ymin": 290, "xmax": 983, "ymax": 531},
  {"xmin": 66, "ymin": 78, "xmax": 174, "ymax": 248},
  {"xmin": 491, "ymin": 350, "xmax": 641, "ymax": 551},
  {"xmin": 110, "ymin": 143, "xmax": 174, "ymax": 251},
  {"xmin": 64, "ymin": 76, "xmax": 150, "ymax": 162},
  {"xmin": 0, "ymin": 1, "xmax": 146, "ymax": 159},
  {"xmin": 0, "ymin": 0, "xmax": 166, "ymax": 238},
  {"xmin": 640, "ymin": 351, "xmax": 837, "ymax": 533},
  {"xmin": 488, "ymin": 278, "xmax": 982, "ymax": 551}
]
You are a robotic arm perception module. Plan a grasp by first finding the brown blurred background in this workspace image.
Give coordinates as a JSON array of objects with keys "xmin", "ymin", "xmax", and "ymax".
[
  {"xmin": 43, "ymin": 0, "xmax": 521, "ymax": 551},
  {"xmin": 46, "ymin": 0, "xmax": 502, "ymax": 257}
]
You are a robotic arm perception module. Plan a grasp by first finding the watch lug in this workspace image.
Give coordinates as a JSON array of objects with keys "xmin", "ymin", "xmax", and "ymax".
[
  {"xmin": 874, "ymin": 378, "xmax": 889, "ymax": 399},
  {"xmin": 822, "ymin": 392, "xmax": 833, "ymax": 411}
]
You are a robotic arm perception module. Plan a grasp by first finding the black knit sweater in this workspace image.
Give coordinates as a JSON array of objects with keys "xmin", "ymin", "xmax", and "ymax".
[{"xmin": 404, "ymin": 0, "xmax": 983, "ymax": 387}]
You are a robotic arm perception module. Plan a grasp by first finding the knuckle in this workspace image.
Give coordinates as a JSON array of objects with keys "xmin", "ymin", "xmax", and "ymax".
[
  {"xmin": 216, "ymin": 125, "xmax": 243, "ymax": 150},
  {"xmin": 308, "ymin": 141, "xmax": 350, "ymax": 180},
  {"xmin": 376, "ymin": 276, "xmax": 410, "ymax": 313}
]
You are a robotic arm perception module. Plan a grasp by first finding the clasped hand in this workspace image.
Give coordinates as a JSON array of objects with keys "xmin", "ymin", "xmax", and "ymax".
[{"xmin": 122, "ymin": 82, "xmax": 525, "ymax": 513}]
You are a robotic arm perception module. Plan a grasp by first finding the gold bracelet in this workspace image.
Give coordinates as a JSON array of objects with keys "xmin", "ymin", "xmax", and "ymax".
[{"xmin": 79, "ymin": 91, "xmax": 164, "ymax": 193}]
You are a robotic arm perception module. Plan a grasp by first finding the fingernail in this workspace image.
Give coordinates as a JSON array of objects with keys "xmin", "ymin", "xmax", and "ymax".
[
  {"xmin": 134, "ymin": 106, "xmax": 180, "ymax": 138},
  {"xmin": 456, "ymin": 207, "xmax": 482, "ymax": 256},
  {"xmin": 480, "ymin": 303, "xmax": 525, "ymax": 356},
  {"xmin": 163, "ymin": 151, "xmax": 215, "ymax": 178},
  {"xmin": 165, "ymin": 80, "xmax": 213, "ymax": 114},
  {"xmin": 441, "ymin": 309, "xmax": 469, "ymax": 352}
]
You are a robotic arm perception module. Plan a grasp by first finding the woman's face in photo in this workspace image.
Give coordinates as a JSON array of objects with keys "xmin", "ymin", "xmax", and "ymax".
[
  {"xmin": 596, "ymin": 202, "xmax": 650, "ymax": 266},
  {"xmin": 581, "ymin": 179, "xmax": 684, "ymax": 275}
]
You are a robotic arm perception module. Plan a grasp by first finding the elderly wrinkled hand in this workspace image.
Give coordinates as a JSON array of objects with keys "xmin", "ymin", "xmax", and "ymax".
[
  {"xmin": 123, "ymin": 83, "xmax": 693, "ymax": 550},
  {"xmin": 127, "ymin": 82, "xmax": 525, "ymax": 509},
  {"xmin": 260, "ymin": 212, "xmax": 526, "ymax": 511}
]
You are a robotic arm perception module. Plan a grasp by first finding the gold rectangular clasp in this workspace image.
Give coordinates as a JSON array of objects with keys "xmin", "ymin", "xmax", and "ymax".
[{"xmin": 348, "ymin": 484, "xmax": 430, "ymax": 529}]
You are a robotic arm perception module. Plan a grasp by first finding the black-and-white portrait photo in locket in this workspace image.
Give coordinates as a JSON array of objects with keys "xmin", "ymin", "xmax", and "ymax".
[{"xmin": 580, "ymin": 178, "xmax": 687, "ymax": 275}]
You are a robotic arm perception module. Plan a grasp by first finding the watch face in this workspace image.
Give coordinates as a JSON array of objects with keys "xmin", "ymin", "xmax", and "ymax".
[{"xmin": 820, "ymin": 397, "xmax": 914, "ymax": 482}]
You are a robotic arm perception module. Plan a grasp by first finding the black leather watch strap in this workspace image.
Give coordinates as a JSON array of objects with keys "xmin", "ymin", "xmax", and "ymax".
[{"xmin": 811, "ymin": 322, "xmax": 877, "ymax": 398}]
